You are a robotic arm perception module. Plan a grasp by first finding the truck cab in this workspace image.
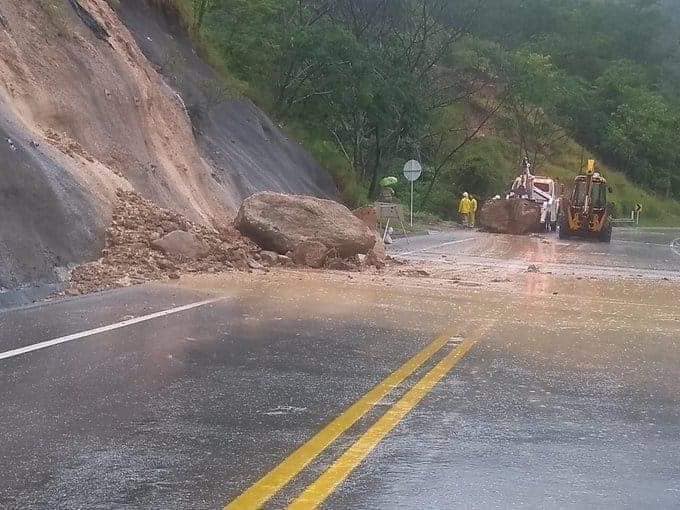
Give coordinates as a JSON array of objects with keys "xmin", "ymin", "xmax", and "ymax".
[{"xmin": 509, "ymin": 175, "xmax": 560, "ymax": 231}]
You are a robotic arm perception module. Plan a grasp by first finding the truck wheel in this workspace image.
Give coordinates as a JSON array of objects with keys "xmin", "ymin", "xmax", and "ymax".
[
  {"xmin": 600, "ymin": 223, "xmax": 612, "ymax": 243},
  {"xmin": 558, "ymin": 223, "xmax": 569, "ymax": 239}
]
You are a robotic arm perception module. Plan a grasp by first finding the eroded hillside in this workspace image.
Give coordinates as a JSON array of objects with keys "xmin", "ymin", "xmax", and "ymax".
[{"xmin": 0, "ymin": 0, "xmax": 335, "ymax": 292}]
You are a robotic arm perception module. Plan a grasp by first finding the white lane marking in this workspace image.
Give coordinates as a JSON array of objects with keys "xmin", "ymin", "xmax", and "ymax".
[
  {"xmin": 671, "ymin": 238, "xmax": 680, "ymax": 258},
  {"xmin": 400, "ymin": 237, "xmax": 476, "ymax": 256},
  {"xmin": 0, "ymin": 298, "xmax": 223, "ymax": 361}
]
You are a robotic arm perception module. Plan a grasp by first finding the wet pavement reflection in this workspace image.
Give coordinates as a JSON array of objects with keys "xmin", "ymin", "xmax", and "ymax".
[{"xmin": 1, "ymin": 229, "xmax": 679, "ymax": 508}]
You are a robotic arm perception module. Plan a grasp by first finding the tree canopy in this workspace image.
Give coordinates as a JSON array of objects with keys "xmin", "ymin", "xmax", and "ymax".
[{"xmin": 182, "ymin": 0, "xmax": 680, "ymax": 210}]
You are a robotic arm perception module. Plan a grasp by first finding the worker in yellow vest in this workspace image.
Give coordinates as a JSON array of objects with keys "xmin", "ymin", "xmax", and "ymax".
[
  {"xmin": 469, "ymin": 195, "xmax": 478, "ymax": 228},
  {"xmin": 458, "ymin": 192, "xmax": 472, "ymax": 227}
]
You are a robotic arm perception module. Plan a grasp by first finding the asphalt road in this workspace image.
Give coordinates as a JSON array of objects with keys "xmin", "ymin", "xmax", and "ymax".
[
  {"xmin": 2, "ymin": 230, "xmax": 680, "ymax": 509},
  {"xmin": 393, "ymin": 227, "xmax": 680, "ymax": 278}
]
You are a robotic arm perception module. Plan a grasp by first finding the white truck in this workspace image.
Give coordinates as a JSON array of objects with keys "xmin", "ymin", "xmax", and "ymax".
[{"xmin": 507, "ymin": 160, "xmax": 561, "ymax": 231}]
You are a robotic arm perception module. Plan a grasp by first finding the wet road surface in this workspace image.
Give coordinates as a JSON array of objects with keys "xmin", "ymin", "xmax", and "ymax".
[
  {"xmin": 393, "ymin": 227, "xmax": 680, "ymax": 277},
  {"xmin": 2, "ymin": 230, "xmax": 680, "ymax": 509}
]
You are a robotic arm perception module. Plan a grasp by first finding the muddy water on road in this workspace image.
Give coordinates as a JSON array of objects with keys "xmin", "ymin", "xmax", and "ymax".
[
  {"xmin": 177, "ymin": 259, "xmax": 680, "ymax": 509},
  {"xmin": 392, "ymin": 228, "xmax": 680, "ymax": 282}
]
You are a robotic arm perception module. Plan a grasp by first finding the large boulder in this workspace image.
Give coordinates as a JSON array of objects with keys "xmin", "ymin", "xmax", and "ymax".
[
  {"xmin": 235, "ymin": 192, "xmax": 376, "ymax": 257},
  {"xmin": 151, "ymin": 230, "xmax": 210, "ymax": 260},
  {"xmin": 479, "ymin": 199, "xmax": 542, "ymax": 235},
  {"xmin": 293, "ymin": 240, "xmax": 331, "ymax": 268}
]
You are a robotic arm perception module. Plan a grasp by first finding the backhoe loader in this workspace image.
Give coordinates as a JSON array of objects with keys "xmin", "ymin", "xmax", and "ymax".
[{"xmin": 558, "ymin": 160, "xmax": 613, "ymax": 243}]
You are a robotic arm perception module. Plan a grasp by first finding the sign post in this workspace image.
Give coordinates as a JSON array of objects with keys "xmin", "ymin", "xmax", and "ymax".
[
  {"xmin": 403, "ymin": 160, "xmax": 422, "ymax": 227},
  {"xmin": 635, "ymin": 203, "xmax": 642, "ymax": 226}
]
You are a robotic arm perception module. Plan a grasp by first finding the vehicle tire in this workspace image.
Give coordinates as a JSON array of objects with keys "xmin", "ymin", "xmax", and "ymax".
[
  {"xmin": 555, "ymin": 214, "xmax": 569, "ymax": 239},
  {"xmin": 558, "ymin": 217, "xmax": 569, "ymax": 239},
  {"xmin": 600, "ymin": 223, "xmax": 612, "ymax": 243}
]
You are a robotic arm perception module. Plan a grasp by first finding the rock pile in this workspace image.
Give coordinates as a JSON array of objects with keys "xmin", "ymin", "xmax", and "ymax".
[
  {"xmin": 67, "ymin": 190, "xmax": 262, "ymax": 295},
  {"xmin": 68, "ymin": 190, "xmax": 389, "ymax": 295}
]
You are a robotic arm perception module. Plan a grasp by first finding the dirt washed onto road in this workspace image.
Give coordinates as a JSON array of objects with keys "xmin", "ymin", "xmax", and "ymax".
[
  {"xmin": 67, "ymin": 190, "xmax": 260, "ymax": 296},
  {"xmin": 173, "ymin": 262, "xmax": 680, "ymax": 333},
  {"xmin": 66, "ymin": 190, "xmax": 388, "ymax": 296},
  {"xmin": 393, "ymin": 229, "xmax": 680, "ymax": 284}
]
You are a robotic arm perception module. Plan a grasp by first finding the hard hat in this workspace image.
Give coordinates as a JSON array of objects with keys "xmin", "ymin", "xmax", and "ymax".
[{"xmin": 463, "ymin": 192, "xmax": 469, "ymax": 197}]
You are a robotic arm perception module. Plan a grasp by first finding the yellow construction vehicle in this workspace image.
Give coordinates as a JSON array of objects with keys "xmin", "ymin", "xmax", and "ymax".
[{"xmin": 558, "ymin": 160, "xmax": 613, "ymax": 242}]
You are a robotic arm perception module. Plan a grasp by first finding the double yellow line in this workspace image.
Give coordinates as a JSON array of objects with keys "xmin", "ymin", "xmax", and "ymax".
[{"xmin": 225, "ymin": 333, "xmax": 476, "ymax": 510}]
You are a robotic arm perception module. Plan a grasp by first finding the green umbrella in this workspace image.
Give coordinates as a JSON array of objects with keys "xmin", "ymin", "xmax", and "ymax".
[{"xmin": 380, "ymin": 176, "xmax": 398, "ymax": 187}]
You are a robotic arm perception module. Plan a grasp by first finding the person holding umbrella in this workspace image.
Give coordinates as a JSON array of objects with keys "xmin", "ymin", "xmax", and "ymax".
[{"xmin": 379, "ymin": 176, "xmax": 398, "ymax": 202}]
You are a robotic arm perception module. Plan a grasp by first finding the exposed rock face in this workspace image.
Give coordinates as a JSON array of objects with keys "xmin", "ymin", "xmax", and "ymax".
[
  {"xmin": 479, "ymin": 199, "xmax": 542, "ymax": 235},
  {"xmin": 235, "ymin": 192, "xmax": 376, "ymax": 257},
  {"xmin": 117, "ymin": 0, "xmax": 337, "ymax": 202},
  {"xmin": 0, "ymin": 116, "xmax": 103, "ymax": 289}
]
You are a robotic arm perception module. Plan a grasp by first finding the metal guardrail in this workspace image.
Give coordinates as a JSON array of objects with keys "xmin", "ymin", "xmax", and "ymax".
[
  {"xmin": 612, "ymin": 210, "xmax": 641, "ymax": 227},
  {"xmin": 611, "ymin": 218, "xmax": 636, "ymax": 226}
]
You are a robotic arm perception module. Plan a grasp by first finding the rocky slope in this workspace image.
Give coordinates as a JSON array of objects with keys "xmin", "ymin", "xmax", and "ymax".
[
  {"xmin": 117, "ymin": 0, "xmax": 335, "ymax": 200},
  {"xmin": 0, "ymin": 0, "xmax": 335, "ymax": 295}
]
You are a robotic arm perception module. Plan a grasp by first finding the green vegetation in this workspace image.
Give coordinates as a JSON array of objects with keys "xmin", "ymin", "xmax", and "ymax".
[
  {"xmin": 164, "ymin": 0, "xmax": 680, "ymax": 224},
  {"xmin": 470, "ymin": 0, "xmax": 680, "ymax": 198}
]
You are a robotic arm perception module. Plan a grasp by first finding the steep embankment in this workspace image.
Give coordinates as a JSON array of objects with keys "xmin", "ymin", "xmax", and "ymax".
[
  {"xmin": 0, "ymin": 0, "xmax": 335, "ymax": 294},
  {"xmin": 0, "ymin": 104, "xmax": 103, "ymax": 290},
  {"xmin": 117, "ymin": 0, "xmax": 336, "ymax": 200}
]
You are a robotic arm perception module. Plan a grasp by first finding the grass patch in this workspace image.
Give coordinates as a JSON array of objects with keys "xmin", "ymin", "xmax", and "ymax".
[{"xmin": 286, "ymin": 122, "xmax": 367, "ymax": 207}]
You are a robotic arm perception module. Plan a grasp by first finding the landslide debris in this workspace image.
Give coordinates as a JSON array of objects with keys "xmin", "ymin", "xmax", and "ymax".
[
  {"xmin": 67, "ymin": 190, "xmax": 260, "ymax": 295},
  {"xmin": 479, "ymin": 198, "xmax": 543, "ymax": 235},
  {"xmin": 235, "ymin": 192, "xmax": 376, "ymax": 257},
  {"xmin": 68, "ymin": 191, "xmax": 389, "ymax": 296},
  {"xmin": 0, "ymin": 0, "xmax": 337, "ymax": 291}
]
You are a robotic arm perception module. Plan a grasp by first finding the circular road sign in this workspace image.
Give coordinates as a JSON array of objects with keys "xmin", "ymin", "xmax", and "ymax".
[{"xmin": 403, "ymin": 160, "xmax": 422, "ymax": 182}]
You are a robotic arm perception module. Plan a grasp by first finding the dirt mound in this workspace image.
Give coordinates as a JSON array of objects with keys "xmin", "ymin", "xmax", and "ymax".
[
  {"xmin": 235, "ymin": 192, "xmax": 376, "ymax": 257},
  {"xmin": 68, "ymin": 190, "xmax": 388, "ymax": 294},
  {"xmin": 68, "ymin": 190, "xmax": 260, "ymax": 295},
  {"xmin": 479, "ymin": 199, "xmax": 542, "ymax": 235}
]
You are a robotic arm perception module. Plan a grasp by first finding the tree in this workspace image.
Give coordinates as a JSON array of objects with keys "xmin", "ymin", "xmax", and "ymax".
[
  {"xmin": 504, "ymin": 52, "xmax": 568, "ymax": 170},
  {"xmin": 192, "ymin": 0, "xmax": 211, "ymax": 32}
]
